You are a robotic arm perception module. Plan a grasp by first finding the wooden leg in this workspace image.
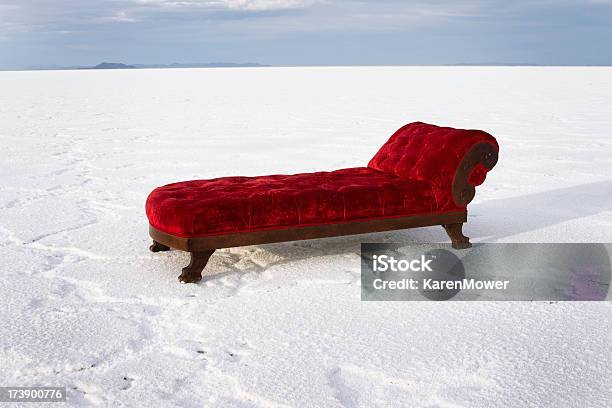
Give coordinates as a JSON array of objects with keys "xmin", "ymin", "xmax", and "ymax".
[
  {"xmin": 442, "ymin": 223, "xmax": 471, "ymax": 249},
  {"xmin": 150, "ymin": 240, "xmax": 170, "ymax": 252},
  {"xmin": 179, "ymin": 250, "xmax": 215, "ymax": 283}
]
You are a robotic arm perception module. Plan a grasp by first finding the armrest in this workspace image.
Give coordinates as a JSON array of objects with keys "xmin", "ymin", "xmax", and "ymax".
[
  {"xmin": 368, "ymin": 122, "xmax": 499, "ymax": 208},
  {"xmin": 450, "ymin": 141, "xmax": 498, "ymax": 206}
]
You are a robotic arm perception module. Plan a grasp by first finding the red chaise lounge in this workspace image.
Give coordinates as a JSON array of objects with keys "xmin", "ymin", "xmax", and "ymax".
[{"xmin": 146, "ymin": 122, "xmax": 499, "ymax": 283}]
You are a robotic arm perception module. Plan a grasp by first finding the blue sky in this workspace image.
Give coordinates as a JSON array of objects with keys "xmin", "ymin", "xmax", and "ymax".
[{"xmin": 1, "ymin": 0, "xmax": 612, "ymax": 69}]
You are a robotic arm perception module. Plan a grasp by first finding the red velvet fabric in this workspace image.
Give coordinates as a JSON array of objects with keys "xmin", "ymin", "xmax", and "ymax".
[
  {"xmin": 146, "ymin": 122, "xmax": 498, "ymax": 238},
  {"xmin": 467, "ymin": 163, "xmax": 488, "ymax": 187},
  {"xmin": 368, "ymin": 122, "xmax": 498, "ymax": 211},
  {"xmin": 146, "ymin": 168, "xmax": 438, "ymax": 238}
]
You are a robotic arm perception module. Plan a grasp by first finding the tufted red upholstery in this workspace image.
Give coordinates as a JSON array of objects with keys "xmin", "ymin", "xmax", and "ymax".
[
  {"xmin": 146, "ymin": 168, "xmax": 440, "ymax": 238},
  {"xmin": 368, "ymin": 122, "xmax": 498, "ymax": 210},
  {"xmin": 146, "ymin": 122, "xmax": 498, "ymax": 238}
]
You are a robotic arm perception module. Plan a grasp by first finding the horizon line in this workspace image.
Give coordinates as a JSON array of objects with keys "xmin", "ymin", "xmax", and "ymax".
[{"xmin": 3, "ymin": 63, "xmax": 612, "ymax": 72}]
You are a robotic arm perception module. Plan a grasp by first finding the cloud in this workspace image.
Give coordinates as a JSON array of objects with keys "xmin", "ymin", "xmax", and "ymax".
[
  {"xmin": 0, "ymin": 0, "xmax": 488, "ymax": 39},
  {"xmin": 118, "ymin": 0, "xmax": 319, "ymax": 12},
  {"xmin": 223, "ymin": 0, "xmax": 317, "ymax": 11},
  {"xmin": 110, "ymin": 11, "xmax": 137, "ymax": 22},
  {"xmin": 0, "ymin": 0, "xmax": 325, "ymax": 34}
]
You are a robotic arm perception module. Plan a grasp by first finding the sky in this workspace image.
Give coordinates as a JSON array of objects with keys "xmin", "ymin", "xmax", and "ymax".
[{"xmin": 1, "ymin": 0, "xmax": 612, "ymax": 69}]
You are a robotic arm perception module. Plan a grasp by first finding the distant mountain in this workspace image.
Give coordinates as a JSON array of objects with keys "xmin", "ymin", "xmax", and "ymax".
[
  {"xmin": 87, "ymin": 62, "xmax": 269, "ymax": 69},
  {"xmin": 133, "ymin": 62, "xmax": 269, "ymax": 68},
  {"xmin": 17, "ymin": 61, "xmax": 269, "ymax": 71},
  {"xmin": 89, "ymin": 62, "xmax": 137, "ymax": 69}
]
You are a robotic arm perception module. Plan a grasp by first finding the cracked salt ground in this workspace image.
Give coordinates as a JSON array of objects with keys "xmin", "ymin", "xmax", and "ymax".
[{"xmin": 1, "ymin": 67, "xmax": 611, "ymax": 406}]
